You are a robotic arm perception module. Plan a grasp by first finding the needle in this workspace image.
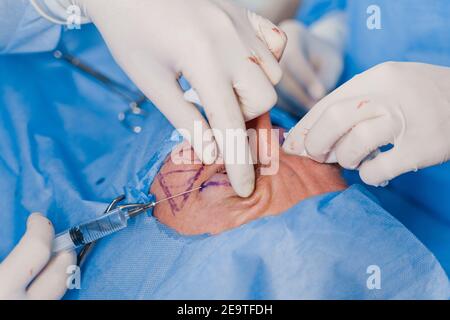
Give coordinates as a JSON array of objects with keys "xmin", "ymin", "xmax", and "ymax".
[
  {"xmin": 128, "ymin": 186, "xmax": 203, "ymax": 217},
  {"xmin": 154, "ymin": 186, "xmax": 203, "ymax": 206}
]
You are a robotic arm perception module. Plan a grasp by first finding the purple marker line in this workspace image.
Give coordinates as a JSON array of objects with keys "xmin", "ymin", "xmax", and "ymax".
[
  {"xmin": 200, "ymin": 180, "xmax": 231, "ymax": 191},
  {"xmin": 159, "ymin": 169, "xmax": 202, "ymax": 189},
  {"xmin": 182, "ymin": 166, "xmax": 204, "ymax": 204},
  {"xmin": 157, "ymin": 166, "xmax": 205, "ymax": 215},
  {"xmin": 157, "ymin": 173, "xmax": 180, "ymax": 214}
]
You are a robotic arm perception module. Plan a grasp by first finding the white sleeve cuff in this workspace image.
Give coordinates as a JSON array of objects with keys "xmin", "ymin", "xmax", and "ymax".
[{"xmin": 29, "ymin": 0, "xmax": 90, "ymax": 25}]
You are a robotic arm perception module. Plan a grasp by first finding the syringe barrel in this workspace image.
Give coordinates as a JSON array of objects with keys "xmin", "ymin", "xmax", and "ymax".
[{"xmin": 52, "ymin": 207, "xmax": 130, "ymax": 253}]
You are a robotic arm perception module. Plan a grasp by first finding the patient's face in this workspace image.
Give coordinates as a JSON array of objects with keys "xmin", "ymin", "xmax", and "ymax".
[{"xmin": 150, "ymin": 114, "xmax": 346, "ymax": 235}]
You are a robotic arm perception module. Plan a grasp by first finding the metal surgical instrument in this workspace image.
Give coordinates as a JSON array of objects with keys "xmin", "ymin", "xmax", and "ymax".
[
  {"xmin": 53, "ymin": 48, "xmax": 149, "ymax": 134},
  {"xmin": 52, "ymin": 187, "xmax": 203, "ymax": 256},
  {"xmin": 53, "ymin": 48, "xmax": 200, "ymax": 135}
]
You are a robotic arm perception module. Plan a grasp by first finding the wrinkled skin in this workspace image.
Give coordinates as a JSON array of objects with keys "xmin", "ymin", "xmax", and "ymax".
[{"xmin": 150, "ymin": 114, "xmax": 346, "ymax": 235}]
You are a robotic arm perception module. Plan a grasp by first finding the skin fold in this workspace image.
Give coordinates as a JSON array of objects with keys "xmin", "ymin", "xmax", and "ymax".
[{"xmin": 150, "ymin": 113, "xmax": 347, "ymax": 235}]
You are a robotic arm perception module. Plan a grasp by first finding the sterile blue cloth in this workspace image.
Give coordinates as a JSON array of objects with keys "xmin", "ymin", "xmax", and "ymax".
[
  {"xmin": 343, "ymin": 0, "xmax": 450, "ymax": 81},
  {"xmin": 0, "ymin": 17, "xmax": 449, "ymax": 299},
  {"xmin": 298, "ymin": 0, "xmax": 450, "ymax": 80},
  {"xmin": 344, "ymin": 171, "xmax": 450, "ymax": 277},
  {"xmin": 296, "ymin": 0, "xmax": 346, "ymax": 25},
  {"xmin": 0, "ymin": 0, "xmax": 61, "ymax": 54},
  {"xmin": 297, "ymin": 0, "xmax": 450, "ymax": 85}
]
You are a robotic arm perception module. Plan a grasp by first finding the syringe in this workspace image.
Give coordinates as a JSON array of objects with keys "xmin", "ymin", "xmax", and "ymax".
[{"xmin": 52, "ymin": 187, "xmax": 202, "ymax": 253}]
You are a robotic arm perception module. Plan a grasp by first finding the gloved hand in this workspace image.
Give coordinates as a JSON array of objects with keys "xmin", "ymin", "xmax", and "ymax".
[
  {"xmin": 277, "ymin": 12, "xmax": 346, "ymax": 112},
  {"xmin": 30, "ymin": 0, "xmax": 287, "ymax": 197},
  {"xmin": 233, "ymin": 0, "xmax": 301, "ymax": 24},
  {"xmin": 0, "ymin": 213, "xmax": 76, "ymax": 300},
  {"xmin": 283, "ymin": 62, "xmax": 450, "ymax": 186}
]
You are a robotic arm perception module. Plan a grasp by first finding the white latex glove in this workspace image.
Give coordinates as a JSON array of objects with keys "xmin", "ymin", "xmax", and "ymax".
[
  {"xmin": 277, "ymin": 12, "xmax": 346, "ymax": 113},
  {"xmin": 0, "ymin": 213, "xmax": 76, "ymax": 300},
  {"xmin": 233, "ymin": 0, "xmax": 300, "ymax": 24},
  {"xmin": 30, "ymin": 0, "xmax": 287, "ymax": 197},
  {"xmin": 283, "ymin": 62, "xmax": 450, "ymax": 186}
]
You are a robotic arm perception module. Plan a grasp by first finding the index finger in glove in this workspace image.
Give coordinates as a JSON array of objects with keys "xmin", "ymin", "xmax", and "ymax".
[{"xmin": 189, "ymin": 72, "xmax": 255, "ymax": 198}]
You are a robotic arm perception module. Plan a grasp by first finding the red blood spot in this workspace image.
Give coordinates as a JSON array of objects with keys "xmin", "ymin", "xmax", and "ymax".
[
  {"xmin": 357, "ymin": 100, "xmax": 370, "ymax": 109},
  {"xmin": 248, "ymin": 56, "xmax": 261, "ymax": 66}
]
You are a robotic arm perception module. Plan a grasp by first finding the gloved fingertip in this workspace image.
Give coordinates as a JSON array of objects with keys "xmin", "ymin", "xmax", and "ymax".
[
  {"xmin": 308, "ymin": 82, "xmax": 327, "ymax": 101},
  {"xmin": 30, "ymin": 212, "xmax": 44, "ymax": 218},
  {"xmin": 304, "ymin": 140, "xmax": 327, "ymax": 163},
  {"xmin": 309, "ymin": 154, "xmax": 328, "ymax": 163},
  {"xmin": 230, "ymin": 167, "xmax": 255, "ymax": 198},
  {"xmin": 235, "ymin": 180, "xmax": 255, "ymax": 198},
  {"xmin": 248, "ymin": 11, "xmax": 287, "ymax": 61},
  {"xmin": 282, "ymin": 142, "xmax": 304, "ymax": 156},
  {"xmin": 359, "ymin": 168, "xmax": 390, "ymax": 187},
  {"xmin": 269, "ymin": 27, "xmax": 288, "ymax": 61},
  {"xmin": 202, "ymin": 156, "xmax": 216, "ymax": 166},
  {"xmin": 26, "ymin": 213, "xmax": 54, "ymax": 243},
  {"xmin": 361, "ymin": 176, "xmax": 389, "ymax": 187},
  {"xmin": 282, "ymin": 134, "xmax": 306, "ymax": 156},
  {"xmin": 200, "ymin": 141, "xmax": 218, "ymax": 165},
  {"xmin": 27, "ymin": 213, "xmax": 49, "ymax": 227},
  {"xmin": 262, "ymin": 23, "xmax": 288, "ymax": 61},
  {"xmin": 324, "ymin": 151, "xmax": 339, "ymax": 164}
]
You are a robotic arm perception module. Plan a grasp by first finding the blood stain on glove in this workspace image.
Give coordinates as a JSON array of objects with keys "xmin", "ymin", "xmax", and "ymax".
[
  {"xmin": 357, "ymin": 100, "xmax": 370, "ymax": 109},
  {"xmin": 249, "ymin": 55, "xmax": 262, "ymax": 66},
  {"xmin": 272, "ymin": 27, "xmax": 282, "ymax": 35}
]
